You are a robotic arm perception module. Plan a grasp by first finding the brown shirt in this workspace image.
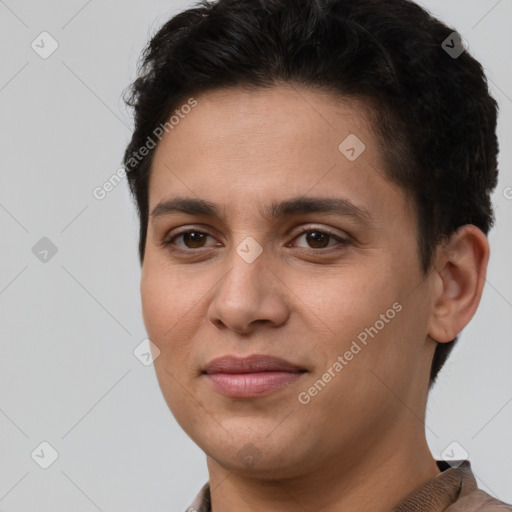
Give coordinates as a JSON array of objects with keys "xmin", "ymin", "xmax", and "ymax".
[{"xmin": 184, "ymin": 461, "xmax": 512, "ymax": 511}]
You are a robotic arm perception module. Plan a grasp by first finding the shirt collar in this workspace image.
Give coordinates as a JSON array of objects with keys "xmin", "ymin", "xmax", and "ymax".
[{"xmin": 185, "ymin": 460, "xmax": 477, "ymax": 512}]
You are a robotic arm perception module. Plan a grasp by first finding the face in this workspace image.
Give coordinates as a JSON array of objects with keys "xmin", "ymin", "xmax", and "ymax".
[{"xmin": 141, "ymin": 85, "xmax": 437, "ymax": 478}]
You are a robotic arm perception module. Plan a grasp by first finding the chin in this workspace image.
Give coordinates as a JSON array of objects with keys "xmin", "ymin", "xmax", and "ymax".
[{"xmin": 198, "ymin": 429, "xmax": 308, "ymax": 475}]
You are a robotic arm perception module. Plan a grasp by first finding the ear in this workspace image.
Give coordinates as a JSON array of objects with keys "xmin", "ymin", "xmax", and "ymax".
[{"xmin": 428, "ymin": 225, "xmax": 490, "ymax": 343}]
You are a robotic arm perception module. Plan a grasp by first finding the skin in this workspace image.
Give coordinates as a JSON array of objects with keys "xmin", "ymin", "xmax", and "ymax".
[{"xmin": 140, "ymin": 84, "xmax": 489, "ymax": 512}]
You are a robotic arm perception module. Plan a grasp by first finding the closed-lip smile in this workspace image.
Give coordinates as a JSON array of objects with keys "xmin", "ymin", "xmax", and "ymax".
[{"xmin": 203, "ymin": 354, "xmax": 307, "ymax": 398}]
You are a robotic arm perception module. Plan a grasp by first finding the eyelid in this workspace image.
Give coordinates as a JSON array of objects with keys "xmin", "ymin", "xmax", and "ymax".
[
  {"xmin": 289, "ymin": 224, "xmax": 350, "ymax": 241},
  {"xmin": 160, "ymin": 223, "xmax": 351, "ymax": 254}
]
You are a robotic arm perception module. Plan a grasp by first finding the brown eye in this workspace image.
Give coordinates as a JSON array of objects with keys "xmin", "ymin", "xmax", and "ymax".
[
  {"xmin": 182, "ymin": 232, "xmax": 208, "ymax": 248},
  {"xmin": 304, "ymin": 231, "xmax": 331, "ymax": 249},
  {"xmin": 162, "ymin": 230, "xmax": 218, "ymax": 251},
  {"xmin": 291, "ymin": 229, "xmax": 348, "ymax": 250}
]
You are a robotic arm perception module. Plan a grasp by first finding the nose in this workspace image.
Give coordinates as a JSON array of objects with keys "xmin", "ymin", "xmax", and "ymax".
[{"xmin": 207, "ymin": 248, "xmax": 290, "ymax": 334}]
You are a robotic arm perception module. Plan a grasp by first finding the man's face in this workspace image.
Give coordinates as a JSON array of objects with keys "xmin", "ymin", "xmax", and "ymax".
[{"xmin": 141, "ymin": 85, "xmax": 437, "ymax": 476}]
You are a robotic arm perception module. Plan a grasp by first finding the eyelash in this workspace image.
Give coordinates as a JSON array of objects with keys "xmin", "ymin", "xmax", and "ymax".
[{"xmin": 159, "ymin": 226, "xmax": 350, "ymax": 254}]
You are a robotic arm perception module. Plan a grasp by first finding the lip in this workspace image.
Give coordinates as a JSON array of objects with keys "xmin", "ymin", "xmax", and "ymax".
[
  {"xmin": 203, "ymin": 354, "xmax": 307, "ymax": 398},
  {"xmin": 203, "ymin": 354, "xmax": 305, "ymax": 374}
]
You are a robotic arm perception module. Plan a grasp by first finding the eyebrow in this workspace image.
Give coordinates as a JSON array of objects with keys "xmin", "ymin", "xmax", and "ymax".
[{"xmin": 150, "ymin": 196, "xmax": 375, "ymax": 226}]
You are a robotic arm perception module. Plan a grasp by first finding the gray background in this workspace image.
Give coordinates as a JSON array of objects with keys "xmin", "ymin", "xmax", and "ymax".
[{"xmin": 0, "ymin": 0, "xmax": 511, "ymax": 510}]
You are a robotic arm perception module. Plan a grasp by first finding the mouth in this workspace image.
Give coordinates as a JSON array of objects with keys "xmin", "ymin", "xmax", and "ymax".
[{"xmin": 202, "ymin": 354, "xmax": 307, "ymax": 398}]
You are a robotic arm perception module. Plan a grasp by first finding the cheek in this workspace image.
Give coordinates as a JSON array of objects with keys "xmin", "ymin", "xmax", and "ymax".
[
  {"xmin": 141, "ymin": 261, "xmax": 196, "ymax": 338},
  {"xmin": 140, "ymin": 272, "xmax": 170, "ymax": 342},
  {"xmin": 140, "ymin": 268, "xmax": 190, "ymax": 381},
  {"xmin": 140, "ymin": 268, "xmax": 200, "ymax": 419},
  {"xmin": 140, "ymin": 263, "xmax": 210, "ymax": 376},
  {"xmin": 304, "ymin": 266, "xmax": 398, "ymax": 343},
  {"xmin": 306, "ymin": 266, "xmax": 417, "ymax": 386}
]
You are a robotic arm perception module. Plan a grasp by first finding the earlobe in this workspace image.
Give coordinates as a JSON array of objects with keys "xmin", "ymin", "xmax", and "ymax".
[{"xmin": 428, "ymin": 225, "xmax": 490, "ymax": 343}]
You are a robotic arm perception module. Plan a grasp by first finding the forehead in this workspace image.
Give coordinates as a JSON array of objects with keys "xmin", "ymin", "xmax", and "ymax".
[
  {"xmin": 152, "ymin": 85, "xmax": 374, "ymax": 161},
  {"xmin": 148, "ymin": 84, "xmax": 411, "ymax": 224}
]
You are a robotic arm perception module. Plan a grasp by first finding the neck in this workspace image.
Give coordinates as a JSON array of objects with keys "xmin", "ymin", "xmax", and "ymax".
[{"xmin": 206, "ymin": 425, "xmax": 440, "ymax": 512}]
